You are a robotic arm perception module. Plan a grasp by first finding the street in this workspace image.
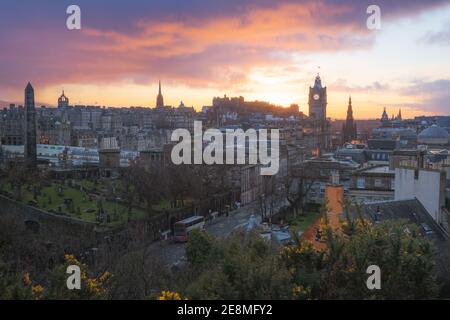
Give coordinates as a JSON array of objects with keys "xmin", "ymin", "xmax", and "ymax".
[{"xmin": 153, "ymin": 198, "xmax": 287, "ymax": 266}]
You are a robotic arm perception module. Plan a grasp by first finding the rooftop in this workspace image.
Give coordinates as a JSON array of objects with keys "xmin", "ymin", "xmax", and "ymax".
[
  {"xmin": 360, "ymin": 165, "xmax": 394, "ymax": 174},
  {"xmin": 418, "ymin": 125, "xmax": 450, "ymax": 145},
  {"xmin": 361, "ymin": 199, "xmax": 447, "ymax": 241}
]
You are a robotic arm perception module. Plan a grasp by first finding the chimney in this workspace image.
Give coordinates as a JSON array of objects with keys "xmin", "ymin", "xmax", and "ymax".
[{"xmin": 330, "ymin": 170, "xmax": 340, "ymax": 185}]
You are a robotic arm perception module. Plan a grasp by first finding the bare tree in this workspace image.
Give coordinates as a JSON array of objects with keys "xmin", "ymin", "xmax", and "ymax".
[
  {"xmin": 120, "ymin": 166, "xmax": 140, "ymax": 222},
  {"xmin": 109, "ymin": 245, "xmax": 167, "ymax": 299},
  {"xmin": 134, "ymin": 165, "xmax": 167, "ymax": 218},
  {"xmin": 258, "ymin": 176, "xmax": 276, "ymax": 222},
  {"xmin": 282, "ymin": 163, "xmax": 317, "ymax": 217},
  {"xmin": 165, "ymin": 164, "xmax": 195, "ymax": 208},
  {"xmin": 6, "ymin": 162, "xmax": 34, "ymax": 201}
]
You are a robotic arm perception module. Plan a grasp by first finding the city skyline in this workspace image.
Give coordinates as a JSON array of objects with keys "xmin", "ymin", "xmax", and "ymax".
[
  {"xmin": 1, "ymin": 1, "xmax": 450, "ymax": 118},
  {"xmin": 2, "ymin": 1, "xmax": 450, "ymax": 303}
]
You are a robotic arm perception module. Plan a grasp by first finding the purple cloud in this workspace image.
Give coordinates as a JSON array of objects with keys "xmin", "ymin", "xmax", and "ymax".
[{"xmin": 0, "ymin": 0, "xmax": 449, "ymax": 98}]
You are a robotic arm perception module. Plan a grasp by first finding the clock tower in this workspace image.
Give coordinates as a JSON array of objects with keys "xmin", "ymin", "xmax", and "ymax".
[
  {"xmin": 307, "ymin": 74, "xmax": 330, "ymax": 153},
  {"xmin": 308, "ymin": 74, "xmax": 327, "ymax": 121}
]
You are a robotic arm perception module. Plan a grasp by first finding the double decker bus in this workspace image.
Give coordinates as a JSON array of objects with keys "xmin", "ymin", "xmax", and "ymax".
[{"xmin": 173, "ymin": 216, "xmax": 205, "ymax": 243}]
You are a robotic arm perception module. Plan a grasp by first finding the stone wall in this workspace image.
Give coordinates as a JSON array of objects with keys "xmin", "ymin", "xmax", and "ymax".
[
  {"xmin": 0, "ymin": 195, "xmax": 198, "ymax": 256},
  {"xmin": 0, "ymin": 195, "xmax": 99, "ymax": 252}
]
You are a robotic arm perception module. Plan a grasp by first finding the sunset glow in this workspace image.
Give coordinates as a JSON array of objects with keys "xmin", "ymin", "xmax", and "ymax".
[{"xmin": 1, "ymin": 0, "xmax": 450, "ymax": 119}]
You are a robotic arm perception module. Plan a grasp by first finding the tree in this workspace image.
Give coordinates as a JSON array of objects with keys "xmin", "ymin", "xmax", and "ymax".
[
  {"xmin": 282, "ymin": 217, "xmax": 439, "ymax": 299},
  {"xmin": 189, "ymin": 165, "xmax": 231, "ymax": 214},
  {"xmin": 108, "ymin": 246, "xmax": 168, "ymax": 299},
  {"xmin": 44, "ymin": 254, "xmax": 112, "ymax": 300},
  {"xmin": 258, "ymin": 176, "xmax": 275, "ymax": 222},
  {"xmin": 0, "ymin": 252, "xmax": 112, "ymax": 300},
  {"xmin": 132, "ymin": 165, "xmax": 167, "ymax": 217},
  {"xmin": 294, "ymin": 163, "xmax": 317, "ymax": 215},
  {"xmin": 186, "ymin": 230, "xmax": 217, "ymax": 269},
  {"xmin": 6, "ymin": 162, "xmax": 33, "ymax": 201},
  {"xmin": 120, "ymin": 166, "xmax": 140, "ymax": 222},
  {"xmin": 183, "ymin": 230, "xmax": 292, "ymax": 300},
  {"xmin": 165, "ymin": 164, "xmax": 195, "ymax": 208}
]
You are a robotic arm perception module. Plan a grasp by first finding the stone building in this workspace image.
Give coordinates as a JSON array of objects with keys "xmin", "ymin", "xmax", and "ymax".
[
  {"xmin": 99, "ymin": 137, "xmax": 120, "ymax": 177},
  {"xmin": 236, "ymin": 164, "xmax": 263, "ymax": 205},
  {"xmin": 395, "ymin": 166, "xmax": 449, "ymax": 235},
  {"xmin": 37, "ymin": 117, "xmax": 71, "ymax": 146},
  {"xmin": 57, "ymin": 91, "xmax": 69, "ymax": 109},
  {"xmin": 418, "ymin": 124, "xmax": 450, "ymax": 146},
  {"xmin": 0, "ymin": 105, "xmax": 24, "ymax": 145},
  {"xmin": 307, "ymin": 75, "xmax": 330, "ymax": 153},
  {"xmin": 300, "ymin": 155, "xmax": 359, "ymax": 204},
  {"xmin": 308, "ymin": 74, "xmax": 327, "ymax": 121},
  {"xmin": 349, "ymin": 165, "xmax": 395, "ymax": 203}
]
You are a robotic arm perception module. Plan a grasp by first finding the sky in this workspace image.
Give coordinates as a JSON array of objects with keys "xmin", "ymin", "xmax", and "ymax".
[{"xmin": 0, "ymin": 0, "xmax": 450, "ymax": 119}]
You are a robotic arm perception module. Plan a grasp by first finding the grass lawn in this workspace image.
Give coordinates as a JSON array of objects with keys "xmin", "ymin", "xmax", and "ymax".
[
  {"xmin": 1, "ymin": 181, "xmax": 147, "ymax": 225},
  {"xmin": 289, "ymin": 211, "xmax": 322, "ymax": 234}
]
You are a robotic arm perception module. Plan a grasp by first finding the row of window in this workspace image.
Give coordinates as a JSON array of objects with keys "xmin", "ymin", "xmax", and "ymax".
[
  {"xmin": 356, "ymin": 177, "xmax": 395, "ymax": 190},
  {"xmin": 369, "ymin": 153, "xmax": 390, "ymax": 161}
]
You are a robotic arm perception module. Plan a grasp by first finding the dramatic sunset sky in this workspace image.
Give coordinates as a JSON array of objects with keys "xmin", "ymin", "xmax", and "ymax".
[{"xmin": 1, "ymin": 0, "xmax": 450, "ymax": 119}]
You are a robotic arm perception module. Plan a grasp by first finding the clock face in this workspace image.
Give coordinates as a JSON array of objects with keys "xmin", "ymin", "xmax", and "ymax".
[{"xmin": 313, "ymin": 94, "xmax": 320, "ymax": 101}]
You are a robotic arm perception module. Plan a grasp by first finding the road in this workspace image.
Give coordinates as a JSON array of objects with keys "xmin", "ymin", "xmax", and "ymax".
[{"xmin": 153, "ymin": 198, "xmax": 287, "ymax": 266}]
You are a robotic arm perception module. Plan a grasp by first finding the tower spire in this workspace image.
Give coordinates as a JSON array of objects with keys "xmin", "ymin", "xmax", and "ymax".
[
  {"xmin": 25, "ymin": 82, "xmax": 37, "ymax": 168},
  {"xmin": 342, "ymin": 95, "xmax": 356, "ymax": 144},
  {"xmin": 346, "ymin": 96, "xmax": 354, "ymax": 119},
  {"xmin": 156, "ymin": 80, "xmax": 164, "ymax": 108}
]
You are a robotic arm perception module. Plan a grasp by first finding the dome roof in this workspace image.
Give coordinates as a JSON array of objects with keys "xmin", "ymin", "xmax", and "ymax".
[{"xmin": 418, "ymin": 125, "xmax": 450, "ymax": 144}]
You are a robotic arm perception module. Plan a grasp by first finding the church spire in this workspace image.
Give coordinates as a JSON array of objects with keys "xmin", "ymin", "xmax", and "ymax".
[
  {"xmin": 347, "ymin": 96, "xmax": 353, "ymax": 118},
  {"xmin": 314, "ymin": 74, "xmax": 322, "ymax": 89},
  {"xmin": 342, "ymin": 95, "xmax": 356, "ymax": 144},
  {"xmin": 156, "ymin": 80, "xmax": 164, "ymax": 108}
]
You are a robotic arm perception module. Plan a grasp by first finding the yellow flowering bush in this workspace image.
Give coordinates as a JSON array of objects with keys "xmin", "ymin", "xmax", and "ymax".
[
  {"xmin": 31, "ymin": 285, "xmax": 45, "ymax": 300},
  {"xmin": 65, "ymin": 254, "xmax": 112, "ymax": 298},
  {"xmin": 157, "ymin": 291, "xmax": 183, "ymax": 300},
  {"xmin": 280, "ymin": 241, "xmax": 319, "ymax": 274},
  {"xmin": 64, "ymin": 254, "xmax": 80, "ymax": 265},
  {"xmin": 292, "ymin": 285, "xmax": 311, "ymax": 300},
  {"xmin": 15, "ymin": 254, "xmax": 113, "ymax": 300}
]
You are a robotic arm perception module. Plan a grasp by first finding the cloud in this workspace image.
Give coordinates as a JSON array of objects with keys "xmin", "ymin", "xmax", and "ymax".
[
  {"xmin": 419, "ymin": 30, "xmax": 450, "ymax": 46},
  {"xmin": 418, "ymin": 15, "xmax": 450, "ymax": 46},
  {"xmin": 399, "ymin": 79, "xmax": 450, "ymax": 114},
  {"xmin": 0, "ymin": 0, "xmax": 449, "ymax": 97},
  {"xmin": 331, "ymin": 79, "xmax": 390, "ymax": 93}
]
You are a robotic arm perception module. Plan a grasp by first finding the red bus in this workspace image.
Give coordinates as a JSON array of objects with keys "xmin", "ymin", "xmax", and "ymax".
[{"xmin": 173, "ymin": 216, "xmax": 205, "ymax": 243}]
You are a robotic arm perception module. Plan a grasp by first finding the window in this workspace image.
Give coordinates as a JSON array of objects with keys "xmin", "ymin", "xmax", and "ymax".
[
  {"xmin": 374, "ymin": 178, "xmax": 383, "ymax": 188},
  {"xmin": 357, "ymin": 178, "xmax": 365, "ymax": 189},
  {"xmin": 391, "ymin": 178, "xmax": 395, "ymax": 190}
]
